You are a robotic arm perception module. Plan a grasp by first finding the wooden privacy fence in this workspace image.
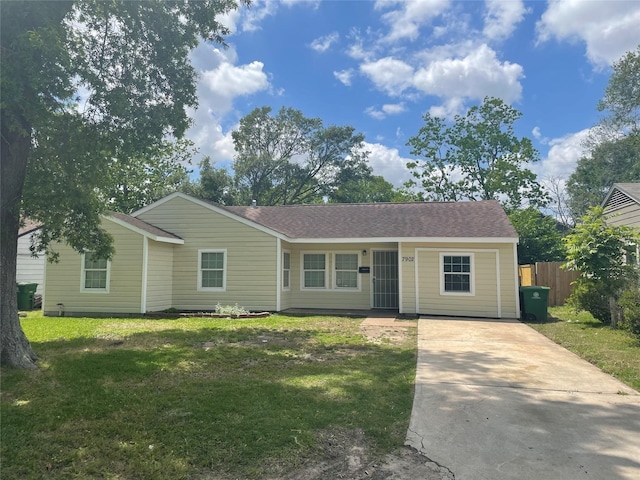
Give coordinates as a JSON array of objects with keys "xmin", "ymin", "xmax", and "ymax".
[{"xmin": 518, "ymin": 262, "xmax": 579, "ymax": 307}]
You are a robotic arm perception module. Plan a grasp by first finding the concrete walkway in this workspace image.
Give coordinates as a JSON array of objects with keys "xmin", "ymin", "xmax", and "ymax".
[{"xmin": 406, "ymin": 317, "xmax": 640, "ymax": 480}]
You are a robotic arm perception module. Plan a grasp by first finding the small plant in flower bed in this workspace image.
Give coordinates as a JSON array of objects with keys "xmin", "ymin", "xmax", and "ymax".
[{"xmin": 214, "ymin": 303, "xmax": 249, "ymax": 317}]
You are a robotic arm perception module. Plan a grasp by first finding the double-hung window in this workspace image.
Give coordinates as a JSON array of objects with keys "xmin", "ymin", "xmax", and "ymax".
[
  {"xmin": 198, "ymin": 249, "xmax": 226, "ymax": 291},
  {"xmin": 335, "ymin": 253, "xmax": 358, "ymax": 289},
  {"xmin": 282, "ymin": 251, "xmax": 291, "ymax": 290},
  {"xmin": 81, "ymin": 253, "xmax": 110, "ymax": 292},
  {"xmin": 441, "ymin": 254, "xmax": 473, "ymax": 295},
  {"xmin": 303, "ymin": 253, "xmax": 326, "ymax": 289}
]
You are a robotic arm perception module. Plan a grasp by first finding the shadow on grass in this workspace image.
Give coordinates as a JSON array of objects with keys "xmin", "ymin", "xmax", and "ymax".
[{"xmin": 1, "ymin": 324, "xmax": 415, "ymax": 479}]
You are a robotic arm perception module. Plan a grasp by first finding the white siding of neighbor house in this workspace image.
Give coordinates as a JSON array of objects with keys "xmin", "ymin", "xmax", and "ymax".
[
  {"xmin": 286, "ymin": 242, "xmax": 397, "ymax": 310},
  {"xmin": 17, "ymin": 233, "xmax": 44, "ymax": 295},
  {"xmin": 605, "ymin": 204, "xmax": 640, "ymax": 228},
  {"xmin": 43, "ymin": 220, "xmax": 144, "ymax": 315},
  {"xmin": 137, "ymin": 196, "xmax": 278, "ymax": 311},
  {"xmin": 145, "ymin": 241, "xmax": 174, "ymax": 312},
  {"xmin": 400, "ymin": 242, "xmax": 518, "ymax": 318}
]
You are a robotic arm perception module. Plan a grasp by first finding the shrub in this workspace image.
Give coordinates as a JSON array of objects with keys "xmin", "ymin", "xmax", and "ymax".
[
  {"xmin": 214, "ymin": 303, "xmax": 249, "ymax": 317},
  {"xmin": 566, "ymin": 280, "xmax": 611, "ymax": 324},
  {"xmin": 619, "ymin": 289, "xmax": 640, "ymax": 336}
]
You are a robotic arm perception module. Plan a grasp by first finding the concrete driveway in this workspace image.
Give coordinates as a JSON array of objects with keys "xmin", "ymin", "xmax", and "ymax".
[{"xmin": 406, "ymin": 317, "xmax": 640, "ymax": 480}]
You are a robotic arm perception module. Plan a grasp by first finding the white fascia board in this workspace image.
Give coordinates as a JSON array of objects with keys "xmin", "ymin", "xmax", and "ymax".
[
  {"xmin": 131, "ymin": 192, "xmax": 287, "ymax": 241},
  {"xmin": 286, "ymin": 237, "xmax": 519, "ymax": 244},
  {"xmin": 104, "ymin": 216, "xmax": 184, "ymax": 245}
]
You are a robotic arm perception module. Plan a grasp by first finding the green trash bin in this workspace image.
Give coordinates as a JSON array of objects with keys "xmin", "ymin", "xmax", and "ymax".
[
  {"xmin": 519, "ymin": 286, "xmax": 550, "ymax": 322},
  {"xmin": 17, "ymin": 282, "xmax": 38, "ymax": 310}
]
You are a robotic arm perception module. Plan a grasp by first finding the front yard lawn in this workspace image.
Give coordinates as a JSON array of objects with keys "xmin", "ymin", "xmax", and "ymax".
[
  {"xmin": 526, "ymin": 306, "xmax": 640, "ymax": 391},
  {"xmin": 1, "ymin": 313, "xmax": 416, "ymax": 479}
]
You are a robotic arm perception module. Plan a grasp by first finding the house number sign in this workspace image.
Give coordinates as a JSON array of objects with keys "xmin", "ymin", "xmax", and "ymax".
[{"xmin": 402, "ymin": 256, "xmax": 415, "ymax": 262}]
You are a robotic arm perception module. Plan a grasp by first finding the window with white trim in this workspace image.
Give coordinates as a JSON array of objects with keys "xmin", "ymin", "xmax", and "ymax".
[
  {"xmin": 198, "ymin": 249, "xmax": 226, "ymax": 291},
  {"xmin": 441, "ymin": 254, "xmax": 473, "ymax": 294},
  {"xmin": 303, "ymin": 253, "xmax": 326, "ymax": 289},
  {"xmin": 282, "ymin": 251, "xmax": 291, "ymax": 290},
  {"xmin": 334, "ymin": 253, "xmax": 358, "ymax": 289},
  {"xmin": 81, "ymin": 253, "xmax": 110, "ymax": 292}
]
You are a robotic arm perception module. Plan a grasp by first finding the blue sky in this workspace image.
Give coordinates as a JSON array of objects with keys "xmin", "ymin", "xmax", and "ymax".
[{"xmin": 185, "ymin": 0, "xmax": 640, "ymax": 190}]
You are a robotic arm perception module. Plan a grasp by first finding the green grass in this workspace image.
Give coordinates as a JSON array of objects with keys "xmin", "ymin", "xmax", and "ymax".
[
  {"xmin": 525, "ymin": 306, "xmax": 640, "ymax": 391},
  {"xmin": 1, "ymin": 312, "xmax": 416, "ymax": 479}
]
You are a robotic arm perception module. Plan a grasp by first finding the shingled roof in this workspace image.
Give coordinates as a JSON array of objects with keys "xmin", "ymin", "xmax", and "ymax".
[
  {"xmin": 109, "ymin": 212, "xmax": 183, "ymax": 242},
  {"xmin": 220, "ymin": 200, "xmax": 517, "ymax": 240}
]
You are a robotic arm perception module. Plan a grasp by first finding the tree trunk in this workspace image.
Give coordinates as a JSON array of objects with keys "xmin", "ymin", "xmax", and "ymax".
[
  {"xmin": 608, "ymin": 296, "xmax": 621, "ymax": 329},
  {"xmin": 1, "ymin": 115, "xmax": 38, "ymax": 369}
]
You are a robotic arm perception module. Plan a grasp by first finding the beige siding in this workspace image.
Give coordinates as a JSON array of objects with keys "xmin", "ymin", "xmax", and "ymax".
[
  {"xmin": 145, "ymin": 240, "xmax": 174, "ymax": 312},
  {"xmin": 44, "ymin": 220, "xmax": 143, "ymax": 315},
  {"xmin": 17, "ymin": 233, "xmax": 44, "ymax": 295},
  {"xmin": 138, "ymin": 196, "xmax": 278, "ymax": 311},
  {"xmin": 606, "ymin": 204, "xmax": 640, "ymax": 228},
  {"xmin": 400, "ymin": 242, "xmax": 518, "ymax": 318},
  {"xmin": 287, "ymin": 242, "xmax": 396, "ymax": 310}
]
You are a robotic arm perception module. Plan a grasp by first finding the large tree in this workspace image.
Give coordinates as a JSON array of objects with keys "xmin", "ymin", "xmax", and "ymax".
[
  {"xmin": 567, "ymin": 45, "xmax": 640, "ymax": 219},
  {"xmin": 1, "ymin": 0, "xmax": 245, "ymax": 368},
  {"xmin": 508, "ymin": 207, "xmax": 566, "ymax": 265},
  {"xmin": 406, "ymin": 97, "xmax": 547, "ymax": 210},
  {"xmin": 596, "ymin": 44, "xmax": 640, "ymax": 136},
  {"xmin": 232, "ymin": 106, "xmax": 369, "ymax": 206},
  {"xmin": 566, "ymin": 132, "xmax": 640, "ymax": 218}
]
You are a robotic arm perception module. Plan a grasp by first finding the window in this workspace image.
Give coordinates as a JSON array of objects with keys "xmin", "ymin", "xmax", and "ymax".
[
  {"xmin": 282, "ymin": 251, "xmax": 291, "ymax": 290},
  {"xmin": 335, "ymin": 253, "xmax": 358, "ymax": 289},
  {"xmin": 81, "ymin": 253, "xmax": 110, "ymax": 292},
  {"xmin": 303, "ymin": 253, "xmax": 326, "ymax": 288},
  {"xmin": 198, "ymin": 249, "xmax": 226, "ymax": 291},
  {"xmin": 442, "ymin": 254, "xmax": 473, "ymax": 294}
]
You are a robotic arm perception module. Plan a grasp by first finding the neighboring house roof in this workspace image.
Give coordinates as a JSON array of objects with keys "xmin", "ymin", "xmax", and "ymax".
[
  {"xmin": 219, "ymin": 200, "xmax": 518, "ymax": 240},
  {"xmin": 18, "ymin": 219, "xmax": 42, "ymax": 237},
  {"xmin": 603, "ymin": 183, "xmax": 640, "ymax": 212},
  {"xmin": 108, "ymin": 212, "xmax": 184, "ymax": 244}
]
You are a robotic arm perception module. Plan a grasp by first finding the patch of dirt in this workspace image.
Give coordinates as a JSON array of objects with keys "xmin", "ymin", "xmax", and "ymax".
[
  {"xmin": 360, "ymin": 325, "xmax": 414, "ymax": 345},
  {"xmin": 275, "ymin": 428, "xmax": 453, "ymax": 480}
]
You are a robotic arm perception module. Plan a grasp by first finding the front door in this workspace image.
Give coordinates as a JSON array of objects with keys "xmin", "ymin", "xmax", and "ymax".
[{"xmin": 372, "ymin": 251, "xmax": 399, "ymax": 309}]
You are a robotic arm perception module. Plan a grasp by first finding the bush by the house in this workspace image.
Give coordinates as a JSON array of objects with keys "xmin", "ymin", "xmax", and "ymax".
[
  {"xmin": 214, "ymin": 303, "xmax": 249, "ymax": 317},
  {"xmin": 619, "ymin": 289, "xmax": 640, "ymax": 336},
  {"xmin": 566, "ymin": 280, "xmax": 611, "ymax": 324}
]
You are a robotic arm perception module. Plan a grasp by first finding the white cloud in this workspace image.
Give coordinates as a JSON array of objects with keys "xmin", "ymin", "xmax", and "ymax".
[
  {"xmin": 375, "ymin": 0, "xmax": 451, "ymax": 42},
  {"xmin": 366, "ymin": 103, "xmax": 407, "ymax": 120},
  {"xmin": 202, "ymin": 60, "xmax": 269, "ymax": 102},
  {"xmin": 240, "ymin": 0, "xmax": 319, "ymax": 32},
  {"xmin": 428, "ymin": 97, "xmax": 465, "ymax": 119},
  {"xmin": 360, "ymin": 57, "xmax": 415, "ymax": 96},
  {"xmin": 413, "ymin": 44, "xmax": 524, "ymax": 103},
  {"xmin": 534, "ymin": 129, "xmax": 590, "ymax": 180},
  {"xmin": 483, "ymin": 0, "xmax": 527, "ymax": 41},
  {"xmin": 363, "ymin": 142, "xmax": 414, "ymax": 187},
  {"xmin": 382, "ymin": 103, "xmax": 406, "ymax": 115},
  {"xmin": 333, "ymin": 69, "xmax": 354, "ymax": 86},
  {"xmin": 185, "ymin": 44, "xmax": 270, "ymax": 164},
  {"xmin": 536, "ymin": 0, "xmax": 640, "ymax": 66},
  {"xmin": 365, "ymin": 107, "xmax": 386, "ymax": 120},
  {"xmin": 310, "ymin": 32, "xmax": 339, "ymax": 53}
]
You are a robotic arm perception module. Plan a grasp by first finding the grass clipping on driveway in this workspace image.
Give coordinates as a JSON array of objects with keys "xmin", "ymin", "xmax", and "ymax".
[{"xmin": 1, "ymin": 313, "xmax": 417, "ymax": 479}]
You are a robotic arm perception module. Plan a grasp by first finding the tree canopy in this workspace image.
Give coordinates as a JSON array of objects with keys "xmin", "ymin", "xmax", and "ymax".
[
  {"xmin": 566, "ymin": 45, "xmax": 640, "ymax": 220},
  {"xmin": 1, "ymin": 0, "xmax": 245, "ymax": 368},
  {"xmin": 231, "ymin": 106, "xmax": 369, "ymax": 206},
  {"xmin": 508, "ymin": 208, "xmax": 566, "ymax": 265},
  {"xmin": 406, "ymin": 97, "xmax": 547, "ymax": 210}
]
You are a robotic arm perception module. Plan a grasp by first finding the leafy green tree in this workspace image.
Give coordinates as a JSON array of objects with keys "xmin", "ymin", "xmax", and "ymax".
[
  {"xmin": 597, "ymin": 44, "xmax": 640, "ymax": 135},
  {"xmin": 406, "ymin": 97, "xmax": 547, "ymax": 210},
  {"xmin": 563, "ymin": 207, "xmax": 639, "ymax": 327},
  {"xmin": 1, "ymin": 0, "xmax": 245, "ymax": 368},
  {"xmin": 232, "ymin": 106, "xmax": 369, "ymax": 205},
  {"xmin": 566, "ymin": 132, "xmax": 640, "ymax": 219},
  {"xmin": 330, "ymin": 176, "xmax": 417, "ymax": 203},
  {"xmin": 101, "ymin": 140, "xmax": 194, "ymax": 214},
  {"xmin": 509, "ymin": 208, "xmax": 566, "ymax": 264},
  {"xmin": 182, "ymin": 157, "xmax": 239, "ymax": 205}
]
